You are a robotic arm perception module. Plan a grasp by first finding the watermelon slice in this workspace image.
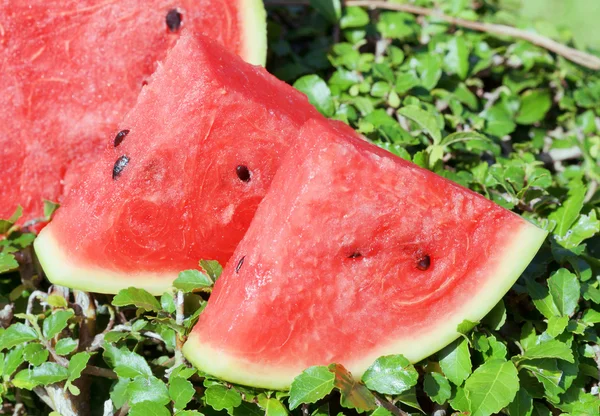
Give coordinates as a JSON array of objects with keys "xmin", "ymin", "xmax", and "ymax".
[
  {"xmin": 33, "ymin": 32, "xmax": 319, "ymax": 295},
  {"xmin": 0, "ymin": 0, "xmax": 266, "ymax": 225},
  {"xmin": 183, "ymin": 118, "xmax": 548, "ymax": 390}
]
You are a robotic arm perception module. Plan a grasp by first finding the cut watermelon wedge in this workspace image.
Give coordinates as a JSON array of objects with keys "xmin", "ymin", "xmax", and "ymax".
[
  {"xmin": 0, "ymin": 0, "xmax": 266, "ymax": 225},
  {"xmin": 33, "ymin": 32, "xmax": 319, "ymax": 295},
  {"xmin": 183, "ymin": 118, "xmax": 548, "ymax": 390}
]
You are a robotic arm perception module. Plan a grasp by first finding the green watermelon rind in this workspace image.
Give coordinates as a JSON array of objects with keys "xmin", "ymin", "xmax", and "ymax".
[
  {"xmin": 34, "ymin": 231, "xmax": 175, "ymax": 295},
  {"xmin": 182, "ymin": 221, "xmax": 547, "ymax": 390},
  {"xmin": 240, "ymin": 0, "xmax": 268, "ymax": 66}
]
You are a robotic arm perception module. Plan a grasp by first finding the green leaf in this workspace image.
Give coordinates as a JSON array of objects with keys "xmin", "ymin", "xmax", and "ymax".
[
  {"xmin": 13, "ymin": 362, "xmax": 69, "ymax": 389},
  {"xmin": 0, "ymin": 252, "xmax": 19, "ymax": 273},
  {"xmin": 329, "ymin": 363, "xmax": 377, "ymax": 412},
  {"xmin": 555, "ymin": 210, "xmax": 600, "ymax": 249},
  {"xmin": 46, "ymin": 295, "xmax": 68, "ymax": 308},
  {"xmin": 520, "ymin": 359, "xmax": 563, "ymax": 401},
  {"xmin": 439, "ymin": 338, "xmax": 472, "ymax": 385},
  {"xmin": 423, "ymin": 372, "xmax": 451, "ymax": 404},
  {"xmin": 110, "ymin": 378, "xmax": 131, "ymax": 409},
  {"xmin": 160, "ymin": 292, "xmax": 176, "ymax": 313},
  {"xmin": 396, "ymin": 386, "xmax": 424, "ymax": 412},
  {"xmin": 204, "ymin": 385, "xmax": 242, "ymax": 412},
  {"xmin": 310, "ymin": 0, "xmax": 341, "ymax": 24},
  {"xmin": 129, "ymin": 402, "xmax": 171, "ymax": 416},
  {"xmin": 42, "ymin": 310, "xmax": 74, "ymax": 339},
  {"xmin": 2, "ymin": 346, "xmax": 25, "ymax": 377},
  {"xmin": 23, "ymin": 343, "xmax": 49, "ymax": 366},
  {"xmin": 169, "ymin": 376, "xmax": 195, "ymax": 409},
  {"xmin": 398, "ymin": 105, "xmax": 442, "ymax": 144},
  {"xmin": 441, "ymin": 131, "xmax": 490, "ymax": 147},
  {"xmin": 340, "ymin": 7, "xmax": 369, "ymax": 29},
  {"xmin": 445, "ymin": 36, "xmax": 469, "ymax": 79},
  {"xmin": 377, "ymin": 12, "xmax": 418, "ymax": 40},
  {"xmin": 525, "ymin": 279, "xmax": 561, "ymax": 319},
  {"xmin": 289, "ymin": 366, "xmax": 335, "ymax": 410},
  {"xmin": 457, "ymin": 319, "xmax": 478, "ymax": 334},
  {"xmin": 112, "ymin": 287, "xmax": 161, "ymax": 312},
  {"xmin": 548, "ymin": 268, "xmax": 580, "ymax": 316},
  {"xmin": 127, "ymin": 376, "xmax": 170, "ymax": 405},
  {"xmin": 43, "ymin": 200, "xmax": 60, "ymax": 220},
  {"xmin": 548, "ymin": 180, "xmax": 586, "ymax": 237},
  {"xmin": 506, "ymin": 388, "xmax": 533, "ymax": 416},
  {"xmin": 361, "ymin": 354, "xmax": 418, "ymax": 395},
  {"xmin": 545, "ymin": 315, "xmax": 569, "ymax": 338},
  {"xmin": 200, "ymin": 259, "xmax": 223, "ymax": 281},
  {"xmin": 515, "ymin": 90, "xmax": 552, "ymax": 125},
  {"xmin": 294, "ymin": 75, "xmax": 335, "ymax": 117},
  {"xmin": 68, "ymin": 352, "xmax": 90, "ymax": 382},
  {"xmin": 0, "ymin": 323, "xmax": 38, "ymax": 350},
  {"xmin": 483, "ymin": 300, "xmax": 507, "ymax": 331},
  {"xmin": 55, "ymin": 338, "xmax": 78, "ymax": 356},
  {"xmin": 464, "ymin": 359, "xmax": 519, "ymax": 416},
  {"xmin": 173, "ymin": 270, "xmax": 213, "ymax": 293},
  {"xmin": 258, "ymin": 397, "xmax": 289, "ymax": 416},
  {"xmin": 519, "ymin": 340, "xmax": 574, "ymax": 363},
  {"xmin": 104, "ymin": 344, "xmax": 153, "ymax": 378}
]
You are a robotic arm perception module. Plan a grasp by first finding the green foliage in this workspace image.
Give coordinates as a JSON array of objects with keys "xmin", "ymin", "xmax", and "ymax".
[{"xmin": 1, "ymin": 0, "xmax": 599, "ymax": 415}]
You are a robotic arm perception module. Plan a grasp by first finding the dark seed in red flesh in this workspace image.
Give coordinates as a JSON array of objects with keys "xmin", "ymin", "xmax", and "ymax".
[
  {"xmin": 348, "ymin": 251, "xmax": 362, "ymax": 259},
  {"xmin": 235, "ymin": 256, "xmax": 245, "ymax": 273},
  {"xmin": 417, "ymin": 255, "xmax": 431, "ymax": 271},
  {"xmin": 112, "ymin": 155, "xmax": 130, "ymax": 180},
  {"xmin": 113, "ymin": 129, "xmax": 130, "ymax": 147},
  {"xmin": 166, "ymin": 9, "xmax": 182, "ymax": 32},
  {"xmin": 236, "ymin": 165, "xmax": 251, "ymax": 182}
]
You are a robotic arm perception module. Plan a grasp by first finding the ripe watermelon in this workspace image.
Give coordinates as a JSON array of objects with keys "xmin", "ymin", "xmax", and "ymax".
[
  {"xmin": 33, "ymin": 32, "xmax": 319, "ymax": 295},
  {"xmin": 183, "ymin": 118, "xmax": 548, "ymax": 390},
  {"xmin": 0, "ymin": 0, "xmax": 266, "ymax": 225}
]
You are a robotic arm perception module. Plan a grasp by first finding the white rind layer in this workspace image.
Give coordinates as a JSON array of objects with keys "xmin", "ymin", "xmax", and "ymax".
[
  {"xmin": 34, "ymin": 230, "xmax": 177, "ymax": 295},
  {"xmin": 183, "ymin": 220, "xmax": 548, "ymax": 390},
  {"xmin": 240, "ymin": 0, "xmax": 267, "ymax": 66}
]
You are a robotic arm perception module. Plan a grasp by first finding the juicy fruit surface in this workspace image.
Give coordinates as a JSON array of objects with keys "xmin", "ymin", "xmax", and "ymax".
[
  {"xmin": 185, "ymin": 119, "xmax": 547, "ymax": 389},
  {"xmin": 35, "ymin": 33, "xmax": 317, "ymax": 293},
  {"xmin": 0, "ymin": 0, "xmax": 261, "ymax": 224}
]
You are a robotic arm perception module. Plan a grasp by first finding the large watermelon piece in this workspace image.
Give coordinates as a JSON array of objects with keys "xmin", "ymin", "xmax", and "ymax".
[
  {"xmin": 183, "ymin": 118, "xmax": 548, "ymax": 390},
  {"xmin": 0, "ymin": 0, "xmax": 266, "ymax": 225},
  {"xmin": 33, "ymin": 32, "xmax": 319, "ymax": 295}
]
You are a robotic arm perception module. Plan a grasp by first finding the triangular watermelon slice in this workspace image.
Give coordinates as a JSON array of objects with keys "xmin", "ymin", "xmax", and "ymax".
[
  {"xmin": 183, "ymin": 118, "xmax": 548, "ymax": 390},
  {"xmin": 0, "ymin": 0, "xmax": 266, "ymax": 225},
  {"xmin": 33, "ymin": 32, "xmax": 319, "ymax": 295}
]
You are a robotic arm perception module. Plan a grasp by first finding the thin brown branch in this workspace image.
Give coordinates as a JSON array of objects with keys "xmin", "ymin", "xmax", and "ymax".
[
  {"xmin": 82, "ymin": 366, "xmax": 118, "ymax": 380},
  {"xmin": 265, "ymin": 0, "xmax": 600, "ymax": 70}
]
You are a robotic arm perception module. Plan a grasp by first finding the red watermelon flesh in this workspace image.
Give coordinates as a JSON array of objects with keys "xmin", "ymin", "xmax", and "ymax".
[
  {"xmin": 33, "ymin": 32, "xmax": 319, "ymax": 295},
  {"xmin": 183, "ymin": 118, "xmax": 548, "ymax": 389},
  {"xmin": 0, "ymin": 0, "xmax": 266, "ymax": 225}
]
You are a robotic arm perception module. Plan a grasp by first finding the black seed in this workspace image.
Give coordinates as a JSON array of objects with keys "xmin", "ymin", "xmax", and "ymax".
[
  {"xmin": 235, "ymin": 256, "xmax": 245, "ymax": 274},
  {"xmin": 112, "ymin": 155, "xmax": 130, "ymax": 180},
  {"xmin": 348, "ymin": 251, "xmax": 362, "ymax": 259},
  {"xmin": 236, "ymin": 165, "xmax": 251, "ymax": 182},
  {"xmin": 417, "ymin": 255, "xmax": 431, "ymax": 271},
  {"xmin": 166, "ymin": 9, "xmax": 182, "ymax": 32},
  {"xmin": 113, "ymin": 129, "xmax": 130, "ymax": 147}
]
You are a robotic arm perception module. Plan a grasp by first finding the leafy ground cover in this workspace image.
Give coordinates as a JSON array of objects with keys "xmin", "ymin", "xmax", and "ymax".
[{"xmin": 1, "ymin": 1, "xmax": 599, "ymax": 415}]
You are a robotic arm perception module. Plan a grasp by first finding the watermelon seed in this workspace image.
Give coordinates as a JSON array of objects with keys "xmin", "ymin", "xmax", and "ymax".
[
  {"xmin": 235, "ymin": 256, "xmax": 245, "ymax": 273},
  {"xmin": 348, "ymin": 252, "xmax": 362, "ymax": 259},
  {"xmin": 417, "ymin": 255, "xmax": 431, "ymax": 271},
  {"xmin": 113, "ymin": 129, "xmax": 130, "ymax": 147},
  {"xmin": 236, "ymin": 165, "xmax": 251, "ymax": 182},
  {"xmin": 166, "ymin": 9, "xmax": 182, "ymax": 32},
  {"xmin": 112, "ymin": 156, "xmax": 130, "ymax": 180}
]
